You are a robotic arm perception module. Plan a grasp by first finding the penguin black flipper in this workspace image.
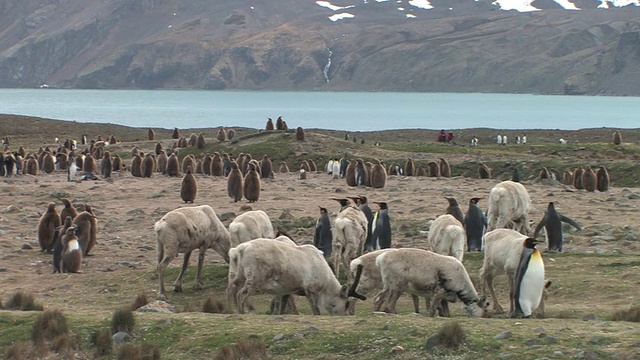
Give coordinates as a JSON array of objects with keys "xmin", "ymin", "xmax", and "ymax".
[
  {"xmin": 559, "ymin": 214, "xmax": 581, "ymax": 231},
  {"xmin": 533, "ymin": 215, "xmax": 547, "ymax": 239},
  {"xmin": 512, "ymin": 247, "xmax": 534, "ymax": 318}
]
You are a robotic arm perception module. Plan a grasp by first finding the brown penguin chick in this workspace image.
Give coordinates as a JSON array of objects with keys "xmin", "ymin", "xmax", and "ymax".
[
  {"xmin": 182, "ymin": 155, "xmax": 196, "ymax": 174},
  {"xmin": 582, "ymin": 166, "xmax": 597, "ymax": 192},
  {"xmin": 155, "ymin": 142, "xmax": 163, "ymax": 155},
  {"xmin": 18, "ymin": 145, "xmax": 26, "ymax": 158},
  {"xmin": 439, "ymin": 158, "xmax": 451, "ymax": 177},
  {"xmin": 249, "ymin": 159, "xmax": 261, "ymax": 177},
  {"xmin": 59, "ymin": 198, "xmax": 78, "ymax": 223},
  {"xmin": 37, "ymin": 203, "xmax": 61, "ymax": 253},
  {"xmin": 478, "ymin": 163, "xmax": 491, "ymax": 179},
  {"xmin": 141, "ymin": 153, "xmax": 155, "ymax": 178},
  {"xmin": 74, "ymin": 154, "xmax": 83, "ymax": 171},
  {"xmin": 101, "ymin": 151, "xmax": 112, "ymax": 177},
  {"xmin": 235, "ymin": 153, "xmax": 245, "ymax": 173},
  {"xmin": 53, "ymin": 216, "xmax": 74, "ymax": 273},
  {"xmin": 300, "ymin": 160, "xmax": 310, "ymax": 172},
  {"xmin": 109, "ymin": 135, "xmax": 117, "ymax": 144},
  {"xmin": 445, "ymin": 197, "xmax": 465, "ymax": 225},
  {"xmin": 26, "ymin": 156, "xmax": 39, "ymax": 175},
  {"xmin": 202, "ymin": 153, "xmax": 212, "ymax": 176},
  {"xmin": 42, "ymin": 152, "xmax": 55, "ymax": 174},
  {"xmin": 179, "ymin": 137, "xmax": 188, "ymax": 148},
  {"xmin": 196, "ymin": 133, "xmax": 206, "ymax": 149},
  {"xmin": 217, "ymin": 127, "xmax": 227, "ymax": 142},
  {"xmin": 242, "ymin": 154, "xmax": 253, "ymax": 175},
  {"xmin": 364, "ymin": 162, "xmax": 373, "ymax": 186},
  {"xmin": 562, "ymin": 169, "xmax": 573, "ymax": 186},
  {"xmin": 227, "ymin": 161, "xmax": 243, "ymax": 202},
  {"xmin": 148, "ymin": 128, "xmax": 155, "ymax": 140},
  {"xmin": 279, "ymin": 161, "xmax": 290, "ymax": 173},
  {"xmin": 61, "ymin": 228, "xmax": 83, "ymax": 273},
  {"xmin": 345, "ymin": 160, "xmax": 357, "ymax": 186},
  {"xmin": 83, "ymin": 154, "xmax": 97, "ymax": 173},
  {"xmin": 227, "ymin": 129, "xmax": 236, "ymax": 140},
  {"xmin": 195, "ymin": 159, "xmax": 204, "ymax": 174},
  {"xmin": 405, "ymin": 157, "xmax": 415, "ymax": 176},
  {"xmin": 275, "ymin": 116, "xmax": 284, "ymax": 130},
  {"xmin": 427, "ymin": 161, "xmax": 440, "ymax": 177},
  {"xmin": 72, "ymin": 212, "xmax": 94, "ymax": 256},
  {"xmin": 540, "ymin": 167, "xmax": 550, "ymax": 180},
  {"xmin": 266, "ymin": 118, "xmax": 275, "ymax": 131},
  {"xmin": 260, "ymin": 155, "xmax": 273, "ymax": 179},
  {"xmin": 56, "ymin": 152, "xmax": 68, "ymax": 170},
  {"xmin": 596, "ymin": 166, "xmax": 610, "ymax": 192},
  {"xmin": 308, "ymin": 159, "xmax": 317, "ymax": 172},
  {"xmin": 243, "ymin": 162, "xmax": 261, "ymax": 203},
  {"xmin": 282, "ymin": 121, "xmax": 289, "ymax": 130},
  {"xmin": 85, "ymin": 204, "xmax": 99, "ymax": 256},
  {"xmin": 167, "ymin": 153, "xmax": 180, "ymax": 177},
  {"xmin": 188, "ymin": 133, "xmax": 198, "ymax": 147},
  {"xmin": 172, "ymin": 127, "xmax": 180, "ymax": 139},
  {"xmin": 130, "ymin": 154, "xmax": 142, "ymax": 177},
  {"xmin": 416, "ymin": 166, "xmax": 427, "ymax": 177},
  {"xmin": 227, "ymin": 161, "xmax": 244, "ymax": 202},
  {"xmin": 211, "ymin": 152, "xmax": 223, "ymax": 176},
  {"xmin": 131, "ymin": 146, "xmax": 140, "ymax": 158},
  {"xmin": 157, "ymin": 152, "xmax": 168, "ymax": 174},
  {"xmin": 92, "ymin": 146, "xmax": 104, "ymax": 160},
  {"xmin": 180, "ymin": 166, "xmax": 197, "ymax": 203},
  {"xmin": 111, "ymin": 154, "xmax": 122, "ymax": 171},
  {"xmin": 296, "ymin": 127, "xmax": 306, "ymax": 141},
  {"xmin": 370, "ymin": 159, "xmax": 387, "ymax": 189},
  {"xmin": 573, "ymin": 166, "xmax": 584, "ymax": 189},
  {"xmin": 612, "ymin": 130, "xmax": 622, "ymax": 145}
]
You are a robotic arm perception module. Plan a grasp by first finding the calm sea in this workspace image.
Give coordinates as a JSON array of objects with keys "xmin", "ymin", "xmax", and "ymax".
[{"xmin": 0, "ymin": 89, "xmax": 638, "ymax": 131}]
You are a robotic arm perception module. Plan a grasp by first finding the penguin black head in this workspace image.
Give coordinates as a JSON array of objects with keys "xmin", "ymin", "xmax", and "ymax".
[
  {"xmin": 374, "ymin": 201, "xmax": 388, "ymax": 210},
  {"xmin": 523, "ymin": 238, "xmax": 539, "ymax": 249},
  {"xmin": 348, "ymin": 196, "xmax": 361, "ymax": 205},
  {"xmin": 445, "ymin": 197, "xmax": 459, "ymax": 206},
  {"xmin": 548, "ymin": 202, "xmax": 555, "ymax": 208},
  {"xmin": 319, "ymin": 206, "xmax": 328, "ymax": 214},
  {"xmin": 359, "ymin": 195, "xmax": 368, "ymax": 204},
  {"xmin": 470, "ymin": 197, "xmax": 482, "ymax": 205},
  {"xmin": 331, "ymin": 198, "xmax": 350, "ymax": 207}
]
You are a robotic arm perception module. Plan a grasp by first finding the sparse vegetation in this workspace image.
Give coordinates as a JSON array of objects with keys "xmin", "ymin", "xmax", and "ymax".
[
  {"xmin": 4, "ymin": 342, "xmax": 34, "ymax": 360},
  {"xmin": 4, "ymin": 291, "xmax": 43, "ymax": 311},
  {"xmin": 426, "ymin": 321, "xmax": 466, "ymax": 351},
  {"xmin": 117, "ymin": 343, "xmax": 161, "ymax": 360},
  {"xmin": 215, "ymin": 338, "xmax": 268, "ymax": 360},
  {"xmin": 611, "ymin": 305, "xmax": 640, "ymax": 322},
  {"xmin": 202, "ymin": 297, "xmax": 228, "ymax": 314},
  {"xmin": 131, "ymin": 293, "xmax": 149, "ymax": 311},
  {"xmin": 31, "ymin": 309, "xmax": 69, "ymax": 345},
  {"xmin": 91, "ymin": 328, "xmax": 113, "ymax": 356},
  {"xmin": 111, "ymin": 308, "xmax": 136, "ymax": 335}
]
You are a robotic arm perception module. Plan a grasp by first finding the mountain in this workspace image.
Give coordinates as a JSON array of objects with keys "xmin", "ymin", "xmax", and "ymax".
[{"xmin": 1, "ymin": 0, "xmax": 639, "ymax": 95}]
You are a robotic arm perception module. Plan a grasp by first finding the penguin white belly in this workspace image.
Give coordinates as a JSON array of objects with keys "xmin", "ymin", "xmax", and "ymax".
[
  {"xmin": 332, "ymin": 163, "xmax": 340, "ymax": 179},
  {"xmin": 67, "ymin": 239, "xmax": 81, "ymax": 252},
  {"xmin": 518, "ymin": 250, "xmax": 545, "ymax": 317}
]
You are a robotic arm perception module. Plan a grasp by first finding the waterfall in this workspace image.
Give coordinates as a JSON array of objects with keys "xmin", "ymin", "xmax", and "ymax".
[{"xmin": 323, "ymin": 48, "xmax": 332, "ymax": 83}]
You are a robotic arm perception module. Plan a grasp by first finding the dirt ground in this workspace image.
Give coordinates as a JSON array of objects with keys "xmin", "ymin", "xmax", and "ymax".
[{"xmin": 0, "ymin": 122, "xmax": 639, "ymax": 316}]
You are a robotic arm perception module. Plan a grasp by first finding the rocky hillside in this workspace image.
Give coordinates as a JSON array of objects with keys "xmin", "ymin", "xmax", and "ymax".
[{"xmin": 1, "ymin": 0, "xmax": 640, "ymax": 95}]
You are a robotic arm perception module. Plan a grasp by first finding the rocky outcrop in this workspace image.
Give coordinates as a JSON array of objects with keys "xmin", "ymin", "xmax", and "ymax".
[{"xmin": 1, "ymin": 1, "xmax": 640, "ymax": 95}]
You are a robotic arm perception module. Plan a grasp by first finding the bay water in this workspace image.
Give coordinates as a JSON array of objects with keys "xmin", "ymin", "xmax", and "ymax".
[{"xmin": 0, "ymin": 89, "xmax": 638, "ymax": 131}]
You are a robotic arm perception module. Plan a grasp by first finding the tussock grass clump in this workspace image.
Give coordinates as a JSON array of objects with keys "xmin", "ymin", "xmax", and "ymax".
[
  {"xmin": 111, "ymin": 307, "xmax": 136, "ymax": 334},
  {"xmin": 91, "ymin": 328, "xmax": 113, "ymax": 356},
  {"xmin": 117, "ymin": 343, "xmax": 161, "ymax": 360},
  {"xmin": 5, "ymin": 291, "xmax": 43, "ymax": 311},
  {"xmin": 4, "ymin": 342, "xmax": 35, "ymax": 360},
  {"xmin": 202, "ymin": 297, "xmax": 228, "ymax": 314},
  {"xmin": 611, "ymin": 305, "xmax": 640, "ymax": 322},
  {"xmin": 130, "ymin": 293, "xmax": 149, "ymax": 311},
  {"xmin": 426, "ymin": 321, "xmax": 466, "ymax": 351},
  {"xmin": 31, "ymin": 309, "xmax": 69, "ymax": 345},
  {"xmin": 50, "ymin": 333, "xmax": 80, "ymax": 358},
  {"xmin": 215, "ymin": 338, "xmax": 268, "ymax": 360}
]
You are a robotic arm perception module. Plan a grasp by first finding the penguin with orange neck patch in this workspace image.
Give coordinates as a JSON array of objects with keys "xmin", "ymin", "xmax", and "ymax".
[{"xmin": 512, "ymin": 238, "xmax": 545, "ymax": 318}]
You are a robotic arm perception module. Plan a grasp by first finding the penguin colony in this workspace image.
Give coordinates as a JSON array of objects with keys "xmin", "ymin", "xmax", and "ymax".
[{"xmin": 8, "ymin": 125, "xmax": 625, "ymax": 322}]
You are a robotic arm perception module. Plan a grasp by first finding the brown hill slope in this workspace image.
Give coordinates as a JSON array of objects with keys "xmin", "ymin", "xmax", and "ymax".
[{"xmin": 1, "ymin": 1, "xmax": 640, "ymax": 94}]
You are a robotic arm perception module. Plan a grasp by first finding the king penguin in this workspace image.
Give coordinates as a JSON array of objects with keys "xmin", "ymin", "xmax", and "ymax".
[
  {"xmin": 533, "ymin": 202, "xmax": 581, "ymax": 252},
  {"xmin": 371, "ymin": 202, "xmax": 391, "ymax": 249},
  {"xmin": 512, "ymin": 238, "xmax": 545, "ymax": 318},
  {"xmin": 349, "ymin": 195, "xmax": 374, "ymax": 252},
  {"xmin": 314, "ymin": 206, "xmax": 332, "ymax": 259},
  {"xmin": 464, "ymin": 197, "xmax": 487, "ymax": 252}
]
